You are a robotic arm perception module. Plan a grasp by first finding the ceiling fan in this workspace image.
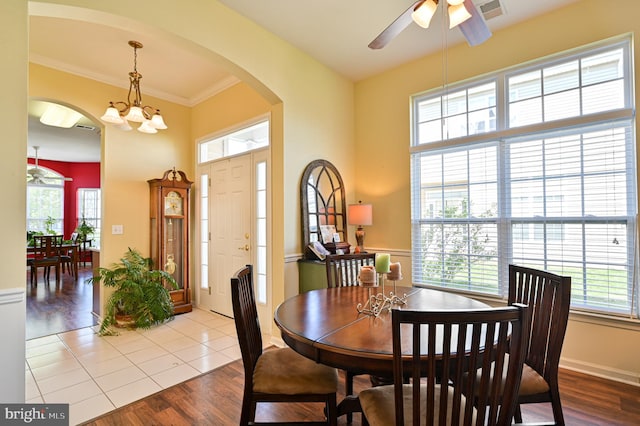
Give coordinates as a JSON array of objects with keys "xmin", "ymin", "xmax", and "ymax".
[
  {"xmin": 369, "ymin": 0, "xmax": 492, "ymax": 50},
  {"xmin": 27, "ymin": 146, "xmax": 73, "ymax": 185}
]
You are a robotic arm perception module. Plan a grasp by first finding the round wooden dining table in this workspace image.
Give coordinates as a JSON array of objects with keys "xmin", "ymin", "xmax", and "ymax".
[
  {"xmin": 274, "ymin": 285, "xmax": 491, "ymax": 418},
  {"xmin": 274, "ymin": 285, "xmax": 490, "ymax": 378}
]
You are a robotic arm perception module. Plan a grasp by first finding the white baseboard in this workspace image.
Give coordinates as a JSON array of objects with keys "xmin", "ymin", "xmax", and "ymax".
[{"xmin": 561, "ymin": 357, "xmax": 640, "ymax": 387}]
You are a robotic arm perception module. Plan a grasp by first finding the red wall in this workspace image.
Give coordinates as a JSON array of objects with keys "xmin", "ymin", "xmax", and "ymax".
[{"xmin": 28, "ymin": 158, "xmax": 100, "ymax": 238}]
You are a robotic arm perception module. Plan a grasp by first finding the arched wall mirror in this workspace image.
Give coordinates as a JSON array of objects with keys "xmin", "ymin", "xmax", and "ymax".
[{"xmin": 300, "ymin": 159, "xmax": 350, "ymax": 258}]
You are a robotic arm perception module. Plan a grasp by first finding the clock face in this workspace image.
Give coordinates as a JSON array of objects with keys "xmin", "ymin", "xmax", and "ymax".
[{"xmin": 164, "ymin": 191, "xmax": 183, "ymax": 216}]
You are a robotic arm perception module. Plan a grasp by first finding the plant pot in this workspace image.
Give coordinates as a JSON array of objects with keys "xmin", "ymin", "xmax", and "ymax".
[{"xmin": 114, "ymin": 314, "xmax": 135, "ymax": 329}]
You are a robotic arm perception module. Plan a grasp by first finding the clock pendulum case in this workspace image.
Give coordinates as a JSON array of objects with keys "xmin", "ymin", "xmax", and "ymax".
[{"xmin": 148, "ymin": 168, "xmax": 193, "ymax": 314}]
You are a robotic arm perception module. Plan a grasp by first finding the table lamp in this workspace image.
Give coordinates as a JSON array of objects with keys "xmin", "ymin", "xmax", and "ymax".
[{"xmin": 348, "ymin": 201, "xmax": 373, "ymax": 253}]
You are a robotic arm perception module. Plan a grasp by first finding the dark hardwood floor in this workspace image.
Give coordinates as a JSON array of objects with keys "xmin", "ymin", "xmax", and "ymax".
[
  {"xmin": 82, "ymin": 360, "xmax": 640, "ymax": 426},
  {"xmin": 26, "ymin": 264, "xmax": 98, "ymax": 340}
]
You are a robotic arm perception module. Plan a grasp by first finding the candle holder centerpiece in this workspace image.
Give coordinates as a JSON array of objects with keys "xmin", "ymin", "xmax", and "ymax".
[
  {"xmin": 387, "ymin": 262, "xmax": 407, "ymax": 305},
  {"xmin": 357, "ymin": 253, "xmax": 402, "ymax": 317}
]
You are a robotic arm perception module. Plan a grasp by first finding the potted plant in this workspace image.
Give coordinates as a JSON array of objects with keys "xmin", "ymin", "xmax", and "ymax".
[
  {"xmin": 91, "ymin": 248, "xmax": 178, "ymax": 335},
  {"xmin": 75, "ymin": 217, "xmax": 95, "ymax": 242},
  {"xmin": 44, "ymin": 216, "xmax": 56, "ymax": 235}
]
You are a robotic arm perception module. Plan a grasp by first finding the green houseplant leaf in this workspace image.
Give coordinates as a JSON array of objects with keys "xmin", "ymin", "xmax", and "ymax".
[{"xmin": 90, "ymin": 247, "xmax": 179, "ymax": 335}]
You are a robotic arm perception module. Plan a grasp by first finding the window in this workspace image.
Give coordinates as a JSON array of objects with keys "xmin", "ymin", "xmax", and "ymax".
[
  {"xmin": 411, "ymin": 37, "xmax": 637, "ymax": 317},
  {"xmin": 78, "ymin": 188, "xmax": 101, "ymax": 246},
  {"xmin": 27, "ymin": 166, "xmax": 64, "ymax": 234},
  {"xmin": 199, "ymin": 119, "xmax": 269, "ymax": 162}
]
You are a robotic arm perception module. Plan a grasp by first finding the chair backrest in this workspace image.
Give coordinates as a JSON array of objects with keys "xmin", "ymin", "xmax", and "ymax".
[
  {"xmin": 230, "ymin": 265, "xmax": 263, "ymax": 381},
  {"xmin": 509, "ymin": 264, "xmax": 571, "ymax": 385},
  {"xmin": 391, "ymin": 304, "xmax": 531, "ymax": 426},
  {"xmin": 32, "ymin": 235, "xmax": 63, "ymax": 260},
  {"xmin": 325, "ymin": 253, "xmax": 376, "ymax": 288}
]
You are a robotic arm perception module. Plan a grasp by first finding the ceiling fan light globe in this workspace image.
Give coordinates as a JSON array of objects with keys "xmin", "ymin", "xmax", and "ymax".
[
  {"xmin": 101, "ymin": 106, "xmax": 124, "ymax": 124},
  {"xmin": 124, "ymin": 106, "xmax": 146, "ymax": 123},
  {"xmin": 449, "ymin": 3, "xmax": 472, "ymax": 28},
  {"xmin": 137, "ymin": 120, "xmax": 158, "ymax": 134},
  {"xmin": 150, "ymin": 111, "xmax": 168, "ymax": 130},
  {"xmin": 412, "ymin": 0, "xmax": 438, "ymax": 28}
]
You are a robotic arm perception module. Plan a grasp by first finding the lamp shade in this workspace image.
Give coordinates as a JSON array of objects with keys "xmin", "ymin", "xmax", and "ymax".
[
  {"xmin": 348, "ymin": 203, "xmax": 373, "ymax": 226},
  {"xmin": 137, "ymin": 119, "xmax": 158, "ymax": 134},
  {"xmin": 101, "ymin": 104, "xmax": 125, "ymax": 124},
  {"xmin": 125, "ymin": 106, "xmax": 145, "ymax": 123},
  {"xmin": 449, "ymin": 3, "xmax": 472, "ymax": 28},
  {"xmin": 412, "ymin": 0, "xmax": 438, "ymax": 28}
]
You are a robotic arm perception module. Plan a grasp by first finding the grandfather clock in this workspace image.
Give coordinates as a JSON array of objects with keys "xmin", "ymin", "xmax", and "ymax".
[{"xmin": 148, "ymin": 168, "xmax": 193, "ymax": 314}]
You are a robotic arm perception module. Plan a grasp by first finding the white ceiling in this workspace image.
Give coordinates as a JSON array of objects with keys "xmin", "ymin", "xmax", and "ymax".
[{"xmin": 28, "ymin": 0, "xmax": 580, "ymax": 162}]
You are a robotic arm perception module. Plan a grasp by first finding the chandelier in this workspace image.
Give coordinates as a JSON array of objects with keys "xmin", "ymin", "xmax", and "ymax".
[{"xmin": 101, "ymin": 40, "xmax": 167, "ymax": 134}]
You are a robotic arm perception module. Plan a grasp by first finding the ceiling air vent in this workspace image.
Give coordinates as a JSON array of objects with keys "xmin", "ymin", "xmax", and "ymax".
[
  {"xmin": 478, "ymin": 0, "xmax": 504, "ymax": 20},
  {"xmin": 75, "ymin": 124, "xmax": 96, "ymax": 131}
]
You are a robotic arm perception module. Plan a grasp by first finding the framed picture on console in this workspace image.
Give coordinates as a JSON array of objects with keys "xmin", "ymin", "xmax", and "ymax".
[{"xmin": 320, "ymin": 225, "xmax": 336, "ymax": 244}]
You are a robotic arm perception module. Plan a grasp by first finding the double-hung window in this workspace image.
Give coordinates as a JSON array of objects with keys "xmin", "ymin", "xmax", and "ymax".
[{"xmin": 410, "ymin": 36, "xmax": 638, "ymax": 318}]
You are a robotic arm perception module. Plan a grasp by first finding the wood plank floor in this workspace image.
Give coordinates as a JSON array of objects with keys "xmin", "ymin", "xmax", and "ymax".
[
  {"xmin": 82, "ymin": 360, "xmax": 640, "ymax": 425},
  {"xmin": 26, "ymin": 265, "xmax": 98, "ymax": 340}
]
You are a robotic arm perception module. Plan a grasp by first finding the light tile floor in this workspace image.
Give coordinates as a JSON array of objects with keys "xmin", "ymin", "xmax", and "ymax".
[{"xmin": 25, "ymin": 308, "xmax": 243, "ymax": 425}]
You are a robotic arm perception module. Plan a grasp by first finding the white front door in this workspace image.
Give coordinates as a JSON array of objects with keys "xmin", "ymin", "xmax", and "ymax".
[{"xmin": 204, "ymin": 155, "xmax": 252, "ymax": 317}]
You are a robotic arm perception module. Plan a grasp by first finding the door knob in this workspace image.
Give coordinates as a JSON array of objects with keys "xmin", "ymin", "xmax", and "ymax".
[{"xmin": 238, "ymin": 244, "xmax": 250, "ymax": 251}]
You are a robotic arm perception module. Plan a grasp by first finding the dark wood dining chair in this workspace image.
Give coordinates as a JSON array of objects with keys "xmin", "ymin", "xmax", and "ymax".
[
  {"xmin": 231, "ymin": 265, "xmax": 338, "ymax": 426},
  {"xmin": 59, "ymin": 235, "xmax": 77, "ymax": 279},
  {"xmin": 359, "ymin": 304, "xmax": 532, "ymax": 426},
  {"xmin": 509, "ymin": 264, "xmax": 572, "ymax": 426},
  {"xmin": 28, "ymin": 235, "xmax": 63, "ymax": 285},
  {"xmin": 324, "ymin": 252, "xmax": 375, "ymax": 422},
  {"xmin": 325, "ymin": 253, "xmax": 376, "ymax": 288}
]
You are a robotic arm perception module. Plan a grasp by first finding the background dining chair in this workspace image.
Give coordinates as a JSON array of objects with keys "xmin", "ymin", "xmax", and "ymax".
[
  {"xmin": 325, "ymin": 253, "xmax": 376, "ymax": 288},
  {"xmin": 231, "ymin": 265, "xmax": 339, "ymax": 426},
  {"xmin": 59, "ymin": 235, "xmax": 77, "ymax": 279},
  {"xmin": 359, "ymin": 304, "xmax": 532, "ymax": 426},
  {"xmin": 29, "ymin": 235, "xmax": 63, "ymax": 285},
  {"xmin": 509, "ymin": 264, "xmax": 572, "ymax": 426},
  {"xmin": 324, "ymin": 252, "xmax": 375, "ymax": 422}
]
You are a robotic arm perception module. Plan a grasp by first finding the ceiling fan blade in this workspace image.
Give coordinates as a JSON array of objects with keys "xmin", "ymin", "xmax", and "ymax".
[
  {"xmin": 458, "ymin": 0, "xmax": 492, "ymax": 46},
  {"xmin": 368, "ymin": 1, "xmax": 423, "ymax": 50}
]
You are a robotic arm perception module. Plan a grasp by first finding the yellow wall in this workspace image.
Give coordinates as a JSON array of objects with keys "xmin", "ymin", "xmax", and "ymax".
[
  {"xmin": 354, "ymin": 0, "xmax": 640, "ymax": 383},
  {"xmin": 191, "ymin": 82, "xmax": 272, "ymax": 140},
  {"xmin": 0, "ymin": 0, "xmax": 28, "ymax": 403}
]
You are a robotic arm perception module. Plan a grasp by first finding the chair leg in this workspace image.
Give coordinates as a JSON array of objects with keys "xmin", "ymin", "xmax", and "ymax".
[
  {"xmin": 326, "ymin": 393, "xmax": 337, "ymax": 426},
  {"xmin": 239, "ymin": 396, "xmax": 256, "ymax": 426},
  {"xmin": 550, "ymin": 387, "xmax": 566, "ymax": 426},
  {"xmin": 514, "ymin": 403, "xmax": 523, "ymax": 423}
]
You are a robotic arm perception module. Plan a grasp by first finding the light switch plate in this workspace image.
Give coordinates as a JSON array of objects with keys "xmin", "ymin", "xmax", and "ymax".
[{"xmin": 112, "ymin": 224, "xmax": 124, "ymax": 235}]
